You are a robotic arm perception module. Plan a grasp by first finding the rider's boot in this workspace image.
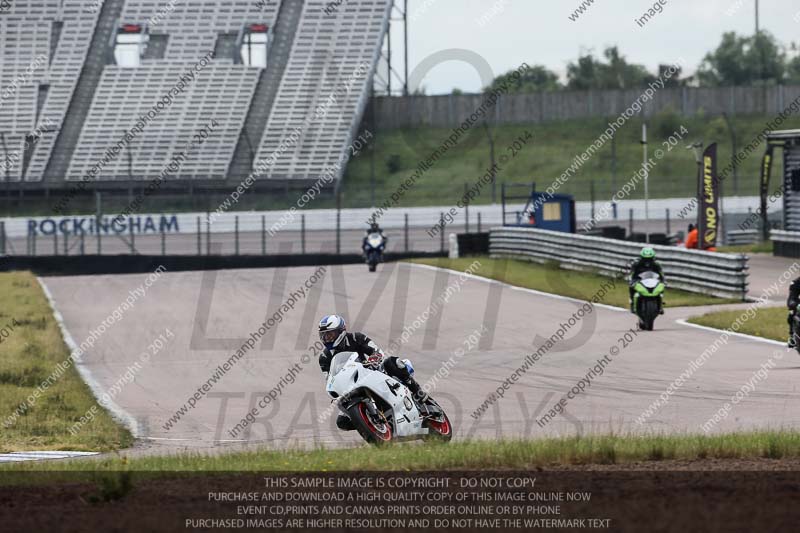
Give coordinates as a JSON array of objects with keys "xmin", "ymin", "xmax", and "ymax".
[{"xmin": 404, "ymin": 377, "xmax": 431, "ymax": 414}]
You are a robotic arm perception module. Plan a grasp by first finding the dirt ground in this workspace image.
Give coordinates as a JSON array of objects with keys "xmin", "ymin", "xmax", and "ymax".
[{"xmin": 3, "ymin": 460, "xmax": 800, "ymax": 533}]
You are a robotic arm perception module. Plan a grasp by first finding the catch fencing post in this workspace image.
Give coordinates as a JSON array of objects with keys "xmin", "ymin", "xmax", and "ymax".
[
  {"xmin": 0, "ymin": 221, "xmax": 5, "ymax": 256},
  {"xmin": 53, "ymin": 231, "xmax": 58, "ymax": 256},
  {"xmin": 477, "ymin": 212, "xmax": 482, "ymax": 233},
  {"xmin": 440, "ymin": 212, "xmax": 445, "ymax": 253},
  {"xmin": 196, "ymin": 217, "xmax": 201, "ymax": 255},
  {"xmin": 235, "ymin": 216, "xmax": 239, "ymax": 256},
  {"xmin": 464, "ymin": 182, "xmax": 469, "ymax": 233},
  {"xmin": 32, "ymin": 231, "xmax": 37, "ymax": 256},
  {"xmin": 629, "ymin": 208, "xmax": 634, "ymax": 235},
  {"xmin": 161, "ymin": 226, "xmax": 166, "ymax": 256},
  {"xmin": 79, "ymin": 231, "xmax": 85, "ymax": 255},
  {"xmin": 301, "ymin": 214, "xmax": 306, "ymax": 254},
  {"xmin": 404, "ymin": 213, "xmax": 409, "ymax": 252},
  {"xmin": 336, "ymin": 194, "xmax": 341, "ymax": 254},
  {"xmin": 666, "ymin": 208, "xmax": 671, "ymax": 234},
  {"xmin": 129, "ymin": 224, "xmax": 135, "ymax": 254},
  {"xmin": 205, "ymin": 212, "xmax": 210, "ymax": 255},
  {"xmin": 261, "ymin": 215, "xmax": 266, "ymax": 255},
  {"xmin": 63, "ymin": 230, "xmax": 68, "ymax": 255}
]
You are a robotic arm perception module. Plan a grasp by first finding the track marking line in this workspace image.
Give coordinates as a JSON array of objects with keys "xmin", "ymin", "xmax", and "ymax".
[
  {"xmin": 37, "ymin": 277, "xmax": 141, "ymax": 437},
  {"xmin": 675, "ymin": 318, "xmax": 788, "ymax": 347},
  {"xmin": 0, "ymin": 451, "xmax": 100, "ymax": 463},
  {"xmin": 406, "ymin": 262, "xmax": 626, "ymax": 312}
]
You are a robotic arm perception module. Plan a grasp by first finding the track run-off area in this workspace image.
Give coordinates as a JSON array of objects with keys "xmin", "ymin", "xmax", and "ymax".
[{"xmin": 39, "ymin": 260, "xmax": 800, "ymax": 456}]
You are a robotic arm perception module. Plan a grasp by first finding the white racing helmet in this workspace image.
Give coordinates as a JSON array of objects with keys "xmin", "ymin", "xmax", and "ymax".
[{"xmin": 319, "ymin": 314, "xmax": 347, "ymax": 350}]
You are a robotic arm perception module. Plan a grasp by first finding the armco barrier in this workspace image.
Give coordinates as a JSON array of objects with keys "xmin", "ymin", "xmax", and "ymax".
[
  {"xmin": 490, "ymin": 227, "xmax": 749, "ymax": 300},
  {"xmin": 771, "ymin": 230, "xmax": 800, "ymax": 258}
]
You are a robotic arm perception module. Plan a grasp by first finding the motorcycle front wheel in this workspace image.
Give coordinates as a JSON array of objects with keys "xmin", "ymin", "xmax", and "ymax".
[
  {"xmin": 423, "ymin": 408, "xmax": 453, "ymax": 442},
  {"xmin": 348, "ymin": 401, "xmax": 393, "ymax": 445}
]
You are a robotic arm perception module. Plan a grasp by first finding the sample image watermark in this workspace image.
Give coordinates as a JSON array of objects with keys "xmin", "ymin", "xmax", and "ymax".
[
  {"xmin": 701, "ymin": 349, "xmax": 785, "ymax": 433},
  {"xmin": 676, "ymin": 92, "xmax": 800, "ymax": 220},
  {"xmin": 635, "ymin": 262, "xmax": 800, "ymax": 425},
  {"xmin": 53, "ymin": 50, "xmax": 215, "ymax": 215},
  {"xmin": 3, "ymin": 266, "xmax": 167, "ymax": 429},
  {"xmin": 367, "ymin": 62, "xmax": 531, "ymax": 226},
  {"xmin": 537, "ymin": 326, "xmax": 640, "ymax": 428},
  {"xmin": 386, "ymin": 260, "xmax": 482, "ymax": 355},
  {"xmin": 635, "ymin": 0, "xmax": 669, "ymax": 28},
  {"xmin": 471, "ymin": 269, "xmax": 621, "ymax": 421},
  {"xmin": 164, "ymin": 266, "xmax": 327, "ymax": 431},
  {"xmin": 322, "ymin": 0, "xmax": 349, "ymax": 16},
  {"xmin": 0, "ymin": 54, "xmax": 47, "ymax": 106},
  {"xmin": 267, "ymin": 130, "xmax": 372, "ymax": 237},
  {"xmin": 207, "ymin": 61, "xmax": 371, "ymax": 225},
  {"xmin": 0, "ymin": 318, "xmax": 20, "ymax": 345},
  {"xmin": 529, "ymin": 59, "xmax": 683, "ymax": 221},
  {"xmin": 0, "ymin": 0, "xmax": 11, "ymax": 13},
  {"xmin": 69, "ymin": 328, "xmax": 174, "ymax": 436},
  {"xmin": 427, "ymin": 131, "xmax": 532, "ymax": 238},
  {"xmin": 147, "ymin": 0, "xmax": 181, "ymax": 28},
  {"xmin": 1, "ymin": 117, "xmax": 57, "ymax": 176},
  {"xmin": 568, "ymin": 0, "xmax": 597, "ymax": 22},
  {"xmin": 582, "ymin": 125, "xmax": 689, "ymax": 231},
  {"xmin": 475, "ymin": 0, "xmax": 509, "ymax": 28}
]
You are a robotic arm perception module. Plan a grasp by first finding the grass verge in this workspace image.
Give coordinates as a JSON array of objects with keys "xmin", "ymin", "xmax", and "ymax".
[
  {"xmin": 687, "ymin": 305, "xmax": 786, "ymax": 342},
  {"xmin": 407, "ymin": 256, "xmax": 737, "ymax": 308},
  {"xmin": 717, "ymin": 241, "xmax": 773, "ymax": 254},
  {"xmin": 0, "ymin": 272, "xmax": 133, "ymax": 453},
  {"xmin": 3, "ymin": 431, "xmax": 800, "ymax": 479}
]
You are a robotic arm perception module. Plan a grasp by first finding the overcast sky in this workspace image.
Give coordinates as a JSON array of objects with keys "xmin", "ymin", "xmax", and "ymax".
[{"xmin": 383, "ymin": 0, "xmax": 800, "ymax": 94}]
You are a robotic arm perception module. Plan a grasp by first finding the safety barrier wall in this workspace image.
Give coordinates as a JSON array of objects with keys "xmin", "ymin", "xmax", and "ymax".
[{"xmin": 490, "ymin": 227, "xmax": 749, "ymax": 300}]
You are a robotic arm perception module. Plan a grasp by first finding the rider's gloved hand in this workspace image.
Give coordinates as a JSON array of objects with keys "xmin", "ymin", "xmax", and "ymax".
[{"xmin": 365, "ymin": 353, "xmax": 383, "ymax": 369}]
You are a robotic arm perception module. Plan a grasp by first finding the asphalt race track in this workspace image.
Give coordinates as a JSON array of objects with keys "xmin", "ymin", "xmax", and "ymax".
[{"xmin": 41, "ymin": 262, "xmax": 800, "ymax": 456}]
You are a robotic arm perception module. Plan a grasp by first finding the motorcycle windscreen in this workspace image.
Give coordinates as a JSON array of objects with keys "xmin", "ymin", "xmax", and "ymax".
[
  {"xmin": 367, "ymin": 233, "xmax": 384, "ymax": 247},
  {"xmin": 638, "ymin": 271, "xmax": 661, "ymax": 290},
  {"xmin": 329, "ymin": 352, "xmax": 358, "ymax": 376}
]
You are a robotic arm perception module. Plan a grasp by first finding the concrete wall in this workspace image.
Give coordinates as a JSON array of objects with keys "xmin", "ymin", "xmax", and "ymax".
[{"xmin": 371, "ymin": 85, "xmax": 800, "ymax": 129}]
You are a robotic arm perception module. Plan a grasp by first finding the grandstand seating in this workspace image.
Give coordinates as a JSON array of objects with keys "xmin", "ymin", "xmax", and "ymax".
[
  {"xmin": 61, "ymin": 0, "xmax": 280, "ymax": 181},
  {"xmin": 1, "ymin": 0, "xmax": 390, "ymax": 186},
  {"xmin": 120, "ymin": 0, "xmax": 281, "ymax": 61},
  {"xmin": 66, "ymin": 63, "xmax": 260, "ymax": 180},
  {"xmin": 0, "ymin": 1, "xmax": 60, "ymax": 181},
  {"xmin": 23, "ymin": 0, "xmax": 103, "ymax": 182},
  {"xmin": 255, "ymin": 0, "xmax": 391, "ymax": 182}
]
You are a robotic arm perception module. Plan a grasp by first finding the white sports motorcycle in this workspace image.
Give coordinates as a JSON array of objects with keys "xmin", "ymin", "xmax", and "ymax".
[{"xmin": 326, "ymin": 352, "xmax": 453, "ymax": 445}]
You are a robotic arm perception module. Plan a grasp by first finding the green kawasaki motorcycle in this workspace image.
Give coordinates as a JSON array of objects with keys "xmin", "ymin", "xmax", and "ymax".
[{"xmin": 632, "ymin": 270, "xmax": 665, "ymax": 331}]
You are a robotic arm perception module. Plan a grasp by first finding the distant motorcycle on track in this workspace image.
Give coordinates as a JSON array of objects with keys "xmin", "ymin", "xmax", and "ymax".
[
  {"xmin": 326, "ymin": 351, "xmax": 453, "ymax": 445},
  {"xmin": 363, "ymin": 231, "xmax": 386, "ymax": 272},
  {"xmin": 632, "ymin": 270, "xmax": 665, "ymax": 331}
]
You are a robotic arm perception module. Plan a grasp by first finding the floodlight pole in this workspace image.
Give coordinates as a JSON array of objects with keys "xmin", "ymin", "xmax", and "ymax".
[{"xmin": 641, "ymin": 123, "xmax": 649, "ymax": 243}]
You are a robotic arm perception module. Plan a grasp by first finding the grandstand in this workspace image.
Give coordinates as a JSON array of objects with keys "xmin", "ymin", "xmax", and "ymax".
[{"xmin": 0, "ymin": 0, "xmax": 392, "ymax": 193}]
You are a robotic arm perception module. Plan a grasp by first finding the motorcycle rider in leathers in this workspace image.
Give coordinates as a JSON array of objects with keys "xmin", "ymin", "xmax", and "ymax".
[{"xmin": 318, "ymin": 314, "xmax": 429, "ymax": 431}]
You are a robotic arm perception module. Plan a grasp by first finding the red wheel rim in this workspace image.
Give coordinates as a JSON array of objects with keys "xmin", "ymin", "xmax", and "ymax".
[
  {"xmin": 427, "ymin": 416, "xmax": 451, "ymax": 436},
  {"xmin": 358, "ymin": 403, "xmax": 392, "ymax": 441}
]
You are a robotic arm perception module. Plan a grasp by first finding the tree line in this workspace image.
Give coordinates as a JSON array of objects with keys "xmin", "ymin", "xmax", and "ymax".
[{"xmin": 485, "ymin": 31, "xmax": 800, "ymax": 93}]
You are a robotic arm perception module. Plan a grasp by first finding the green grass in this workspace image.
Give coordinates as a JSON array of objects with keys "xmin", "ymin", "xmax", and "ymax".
[
  {"xmin": 717, "ymin": 241, "xmax": 774, "ymax": 254},
  {"xmin": 340, "ymin": 112, "xmax": 784, "ymax": 208},
  {"xmin": 407, "ymin": 256, "xmax": 736, "ymax": 308},
  {"xmin": 688, "ymin": 306, "xmax": 787, "ymax": 342},
  {"xmin": 4, "ymin": 431, "xmax": 800, "ymax": 478},
  {"xmin": 0, "ymin": 272, "xmax": 133, "ymax": 453}
]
